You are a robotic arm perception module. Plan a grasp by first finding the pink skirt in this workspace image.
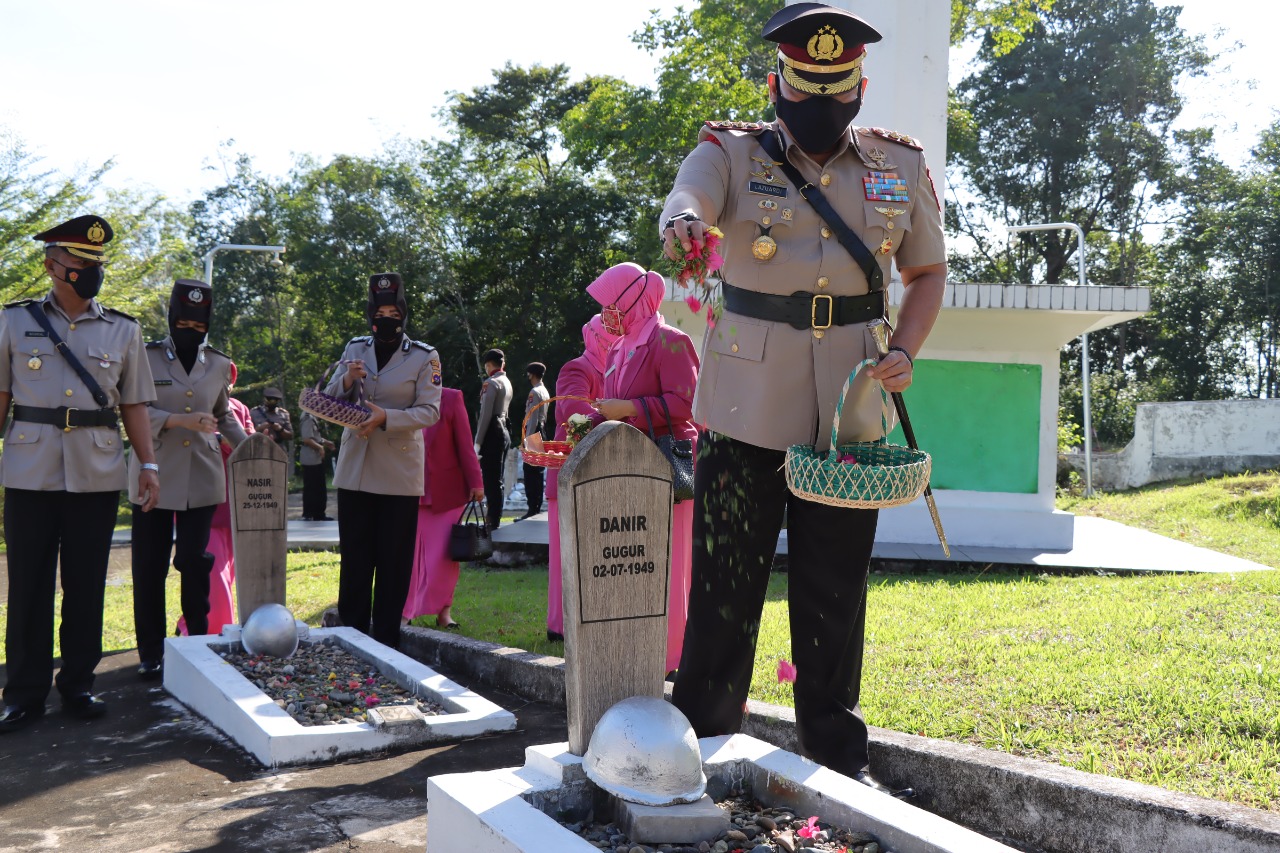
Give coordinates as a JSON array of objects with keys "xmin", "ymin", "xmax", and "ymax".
[
  {"xmin": 548, "ymin": 496, "xmax": 692, "ymax": 673},
  {"xmin": 177, "ymin": 522, "xmax": 236, "ymax": 637},
  {"xmin": 403, "ymin": 504, "xmax": 463, "ymax": 620}
]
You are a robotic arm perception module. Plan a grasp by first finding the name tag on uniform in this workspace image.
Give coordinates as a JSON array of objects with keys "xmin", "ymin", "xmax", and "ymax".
[
  {"xmin": 24, "ymin": 331, "xmax": 48, "ymax": 337},
  {"xmin": 155, "ymin": 379, "xmax": 173, "ymax": 386},
  {"xmin": 748, "ymin": 180, "xmax": 787, "ymax": 198}
]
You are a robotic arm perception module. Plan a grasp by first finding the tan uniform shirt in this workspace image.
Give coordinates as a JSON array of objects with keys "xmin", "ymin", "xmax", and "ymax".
[
  {"xmin": 0, "ymin": 291, "xmax": 155, "ymax": 492},
  {"xmin": 126, "ymin": 338, "xmax": 248, "ymax": 509},
  {"xmin": 660, "ymin": 121, "xmax": 946, "ymax": 451},
  {"xmin": 475, "ymin": 370, "xmax": 513, "ymax": 448},
  {"xmin": 324, "ymin": 336, "xmax": 443, "ymax": 496}
]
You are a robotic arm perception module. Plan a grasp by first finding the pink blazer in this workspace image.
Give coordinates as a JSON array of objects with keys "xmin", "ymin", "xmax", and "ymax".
[
  {"xmin": 547, "ymin": 355, "xmax": 606, "ymax": 502},
  {"xmin": 422, "ymin": 388, "xmax": 483, "ymax": 512},
  {"xmin": 598, "ymin": 323, "xmax": 700, "ymax": 443}
]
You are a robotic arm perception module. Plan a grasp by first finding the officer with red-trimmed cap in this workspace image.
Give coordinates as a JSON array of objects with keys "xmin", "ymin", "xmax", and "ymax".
[
  {"xmin": 0, "ymin": 215, "xmax": 160, "ymax": 731},
  {"xmin": 129, "ymin": 278, "xmax": 248, "ymax": 681},
  {"xmin": 661, "ymin": 3, "xmax": 947, "ymax": 796}
]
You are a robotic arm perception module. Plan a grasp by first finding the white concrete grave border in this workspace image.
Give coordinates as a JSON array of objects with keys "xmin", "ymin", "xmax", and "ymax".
[
  {"xmin": 427, "ymin": 733, "xmax": 1015, "ymax": 853},
  {"xmin": 163, "ymin": 625, "xmax": 516, "ymax": 767}
]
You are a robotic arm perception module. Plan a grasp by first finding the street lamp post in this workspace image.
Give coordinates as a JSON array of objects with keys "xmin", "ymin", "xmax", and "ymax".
[
  {"xmin": 1007, "ymin": 222, "xmax": 1094, "ymax": 496},
  {"xmin": 201, "ymin": 243, "xmax": 285, "ymax": 288}
]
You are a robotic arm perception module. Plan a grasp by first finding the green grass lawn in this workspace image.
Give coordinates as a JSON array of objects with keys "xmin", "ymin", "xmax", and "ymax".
[{"xmin": 3, "ymin": 471, "xmax": 1279, "ymax": 810}]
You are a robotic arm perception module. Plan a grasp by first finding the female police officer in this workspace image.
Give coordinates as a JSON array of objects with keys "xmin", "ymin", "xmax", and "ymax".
[
  {"xmin": 324, "ymin": 273, "xmax": 441, "ymax": 649},
  {"xmin": 130, "ymin": 279, "xmax": 247, "ymax": 679}
]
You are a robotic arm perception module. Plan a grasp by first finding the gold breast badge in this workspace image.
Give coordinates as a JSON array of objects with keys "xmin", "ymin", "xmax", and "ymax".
[
  {"xmin": 27, "ymin": 355, "xmax": 42, "ymax": 370},
  {"xmin": 752, "ymin": 225, "xmax": 778, "ymax": 261},
  {"xmin": 867, "ymin": 147, "xmax": 888, "ymax": 169},
  {"xmin": 750, "ymin": 156, "xmax": 783, "ymax": 184},
  {"xmin": 879, "ymin": 237, "xmax": 893, "ymax": 255}
]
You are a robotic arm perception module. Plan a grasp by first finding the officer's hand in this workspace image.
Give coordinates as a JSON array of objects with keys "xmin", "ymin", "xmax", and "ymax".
[
  {"xmin": 867, "ymin": 350, "xmax": 914, "ymax": 393},
  {"xmin": 663, "ymin": 213, "xmax": 707, "ymax": 261},
  {"xmin": 342, "ymin": 361, "xmax": 369, "ymax": 390},
  {"xmin": 138, "ymin": 469, "xmax": 160, "ymax": 512},
  {"xmin": 356, "ymin": 402, "xmax": 387, "ymax": 439},
  {"xmin": 186, "ymin": 412, "xmax": 218, "ymax": 434},
  {"xmin": 323, "ymin": 439, "xmax": 336, "ymax": 451}
]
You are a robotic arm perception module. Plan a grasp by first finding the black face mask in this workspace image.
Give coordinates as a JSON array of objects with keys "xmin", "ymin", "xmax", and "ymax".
[
  {"xmin": 171, "ymin": 327, "xmax": 204, "ymax": 353},
  {"xmin": 55, "ymin": 261, "xmax": 105, "ymax": 299},
  {"xmin": 371, "ymin": 316, "xmax": 403, "ymax": 343},
  {"xmin": 774, "ymin": 88, "xmax": 862, "ymax": 155},
  {"xmin": 264, "ymin": 400, "xmax": 279, "ymax": 411}
]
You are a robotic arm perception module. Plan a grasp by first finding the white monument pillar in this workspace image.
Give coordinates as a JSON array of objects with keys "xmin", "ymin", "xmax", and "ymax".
[{"xmin": 794, "ymin": 0, "xmax": 951, "ymax": 206}]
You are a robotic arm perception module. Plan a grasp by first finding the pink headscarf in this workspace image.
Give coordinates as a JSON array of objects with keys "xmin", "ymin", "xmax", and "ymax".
[
  {"xmin": 586, "ymin": 262, "xmax": 666, "ymax": 397},
  {"xmin": 582, "ymin": 314, "xmax": 619, "ymax": 376}
]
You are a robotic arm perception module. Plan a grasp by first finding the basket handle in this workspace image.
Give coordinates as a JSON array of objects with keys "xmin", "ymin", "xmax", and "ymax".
[
  {"xmin": 828, "ymin": 358, "xmax": 891, "ymax": 462},
  {"xmin": 316, "ymin": 359, "xmax": 366, "ymax": 408},
  {"xmin": 521, "ymin": 394, "xmax": 593, "ymax": 445}
]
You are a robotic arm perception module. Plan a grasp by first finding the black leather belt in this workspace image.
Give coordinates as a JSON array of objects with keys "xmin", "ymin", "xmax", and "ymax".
[
  {"xmin": 722, "ymin": 282, "xmax": 884, "ymax": 331},
  {"xmin": 12, "ymin": 404, "xmax": 118, "ymax": 430}
]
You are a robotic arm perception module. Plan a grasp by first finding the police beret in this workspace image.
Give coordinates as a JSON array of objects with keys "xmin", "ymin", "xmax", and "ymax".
[
  {"xmin": 32, "ymin": 215, "xmax": 114, "ymax": 263},
  {"xmin": 763, "ymin": 2, "xmax": 882, "ymax": 96}
]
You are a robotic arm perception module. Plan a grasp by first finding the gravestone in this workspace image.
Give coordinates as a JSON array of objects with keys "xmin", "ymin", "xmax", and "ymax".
[
  {"xmin": 558, "ymin": 421, "xmax": 673, "ymax": 755},
  {"xmin": 229, "ymin": 432, "xmax": 289, "ymax": 622}
]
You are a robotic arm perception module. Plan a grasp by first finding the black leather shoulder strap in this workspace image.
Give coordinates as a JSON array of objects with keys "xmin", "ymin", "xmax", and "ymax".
[
  {"xmin": 757, "ymin": 131, "xmax": 883, "ymax": 293},
  {"xmin": 23, "ymin": 302, "xmax": 110, "ymax": 407}
]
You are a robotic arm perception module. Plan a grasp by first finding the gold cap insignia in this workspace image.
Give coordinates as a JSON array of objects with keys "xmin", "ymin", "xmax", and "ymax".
[
  {"xmin": 87, "ymin": 221, "xmax": 106, "ymax": 243},
  {"xmin": 807, "ymin": 26, "xmax": 844, "ymax": 62}
]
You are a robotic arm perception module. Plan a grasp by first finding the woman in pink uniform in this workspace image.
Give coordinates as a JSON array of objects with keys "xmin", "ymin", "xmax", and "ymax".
[
  {"xmin": 586, "ymin": 262, "xmax": 699, "ymax": 674},
  {"xmin": 545, "ymin": 315, "xmax": 618, "ymax": 642},
  {"xmin": 402, "ymin": 387, "xmax": 484, "ymax": 628}
]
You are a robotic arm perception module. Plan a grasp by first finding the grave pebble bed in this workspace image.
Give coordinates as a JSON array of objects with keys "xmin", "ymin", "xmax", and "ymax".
[
  {"xmin": 563, "ymin": 795, "xmax": 886, "ymax": 853},
  {"xmin": 219, "ymin": 639, "xmax": 446, "ymax": 726}
]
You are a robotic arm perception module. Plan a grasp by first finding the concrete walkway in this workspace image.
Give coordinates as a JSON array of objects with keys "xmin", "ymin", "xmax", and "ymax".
[{"xmin": 110, "ymin": 507, "xmax": 1275, "ymax": 573}]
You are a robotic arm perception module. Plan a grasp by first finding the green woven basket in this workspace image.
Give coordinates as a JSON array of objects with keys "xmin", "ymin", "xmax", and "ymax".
[{"xmin": 785, "ymin": 358, "xmax": 931, "ymax": 509}]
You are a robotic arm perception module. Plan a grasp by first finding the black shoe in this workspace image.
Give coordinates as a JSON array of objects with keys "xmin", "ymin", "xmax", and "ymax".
[
  {"xmin": 853, "ymin": 770, "xmax": 914, "ymax": 799},
  {"xmin": 317, "ymin": 515, "xmax": 334, "ymax": 521},
  {"xmin": 61, "ymin": 692, "xmax": 108, "ymax": 720},
  {"xmin": 138, "ymin": 660, "xmax": 163, "ymax": 681},
  {"xmin": 300, "ymin": 516, "xmax": 314, "ymax": 521},
  {"xmin": 546, "ymin": 630, "xmax": 564, "ymax": 642},
  {"xmin": 0, "ymin": 704, "xmax": 44, "ymax": 733}
]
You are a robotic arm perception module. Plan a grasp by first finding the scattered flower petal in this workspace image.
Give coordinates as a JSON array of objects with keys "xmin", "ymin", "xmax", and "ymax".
[{"xmin": 777, "ymin": 659, "xmax": 797, "ymax": 683}]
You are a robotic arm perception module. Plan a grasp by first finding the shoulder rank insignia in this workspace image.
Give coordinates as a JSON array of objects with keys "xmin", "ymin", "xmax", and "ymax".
[
  {"xmin": 410, "ymin": 340, "xmax": 434, "ymax": 353},
  {"xmin": 103, "ymin": 306, "xmax": 139, "ymax": 322},
  {"xmin": 348, "ymin": 335, "xmax": 373, "ymax": 346},
  {"xmin": 3, "ymin": 298, "xmax": 36, "ymax": 310},
  {"xmin": 145, "ymin": 340, "xmax": 165, "ymax": 348},
  {"xmin": 867, "ymin": 127, "xmax": 923, "ymax": 151},
  {"xmin": 704, "ymin": 120, "xmax": 766, "ymax": 134},
  {"xmin": 204, "ymin": 344, "xmax": 230, "ymax": 359}
]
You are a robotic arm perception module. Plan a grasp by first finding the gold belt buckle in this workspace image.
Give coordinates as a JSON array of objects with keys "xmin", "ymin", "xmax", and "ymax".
[
  {"xmin": 64, "ymin": 407, "xmax": 79, "ymax": 431},
  {"xmin": 811, "ymin": 294, "xmax": 833, "ymax": 330}
]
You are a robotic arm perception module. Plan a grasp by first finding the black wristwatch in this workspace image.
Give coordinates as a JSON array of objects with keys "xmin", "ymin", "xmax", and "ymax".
[{"xmin": 663, "ymin": 211, "xmax": 701, "ymax": 231}]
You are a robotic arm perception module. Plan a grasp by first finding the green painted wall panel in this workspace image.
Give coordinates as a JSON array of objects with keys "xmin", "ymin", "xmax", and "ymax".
[{"xmin": 884, "ymin": 360, "xmax": 1041, "ymax": 493}]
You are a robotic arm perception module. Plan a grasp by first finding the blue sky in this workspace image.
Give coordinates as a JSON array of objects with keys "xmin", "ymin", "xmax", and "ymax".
[{"xmin": 0, "ymin": 0, "xmax": 1275, "ymax": 203}]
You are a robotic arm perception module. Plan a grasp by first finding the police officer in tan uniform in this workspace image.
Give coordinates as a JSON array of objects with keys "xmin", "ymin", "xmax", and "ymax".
[
  {"xmin": 129, "ymin": 279, "xmax": 248, "ymax": 680},
  {"xmin": 662, "ymin": 4, "xmax": 947, "ymax": 795},
  {"xmin": 324, "ymin": 273, "xmax": 442, "ymax": 648},
  {"xmin": 0, "ymin": 215, "xmax": 160, "ymax": 731},
  {"xmin": 474, "ymin": 349, "xmax": 512, "ymax": 530}
]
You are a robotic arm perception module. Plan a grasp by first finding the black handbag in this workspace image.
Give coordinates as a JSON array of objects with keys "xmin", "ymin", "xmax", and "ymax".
[
  {"xmin": 637, "ymin": 397, "xmax": 695, "ymax": 503},
  {"xmin": 448, "ymin": 501, "xmax": 493, "ymax": 562}
]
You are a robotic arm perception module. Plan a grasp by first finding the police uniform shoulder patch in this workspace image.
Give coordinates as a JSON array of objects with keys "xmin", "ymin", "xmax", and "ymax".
[
  {"xmin": 704, "ymin": 120, "xmax": 767, "ymax": 135},
  {"xmin": 348, "ymin": 335, "xmax": 373, "ymax": 346},
  {"xmin": 3, "ymin": 298, "xmax": 36, "ymax": 310},
  {"xmin": 867, "ymin": 127, "xmax": 923, "ymax": 151},
  {"xmin": 103, "ymin": 306, "xmax": 139, "ymax": 322}
]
